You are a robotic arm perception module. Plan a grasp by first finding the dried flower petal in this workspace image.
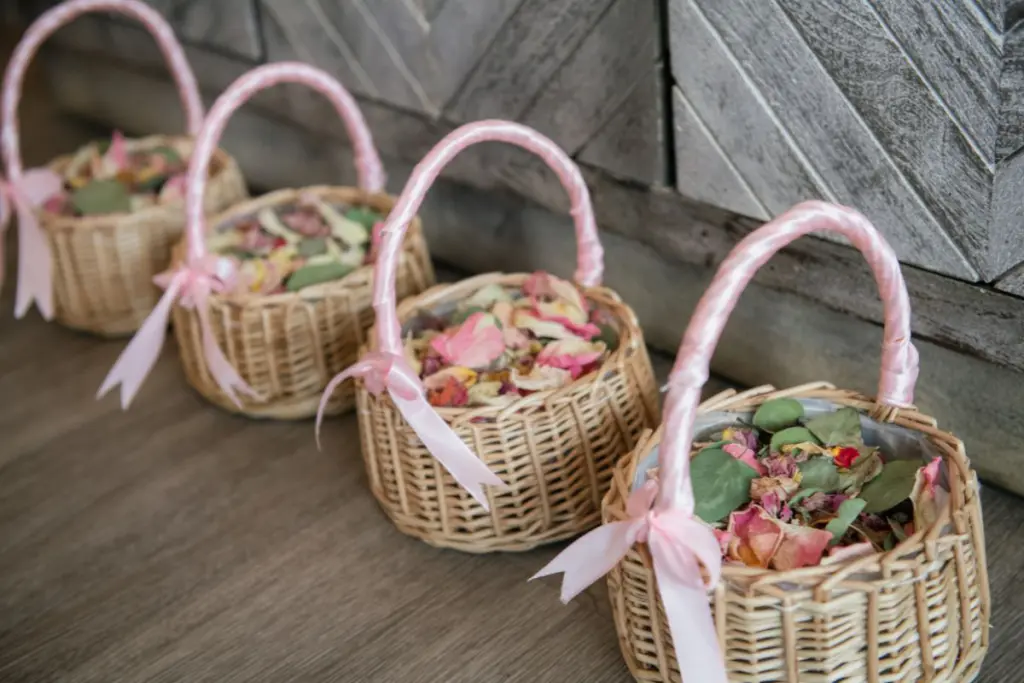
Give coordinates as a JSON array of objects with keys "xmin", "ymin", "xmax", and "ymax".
[
  {"xmin": 510, "ymin": 365, "xmax": 572, "ymax": 392},
  {"xmin": 535, "ymin": 338, "xmax": 606, "ymax": 379},
  {"xmin": 724, "ymin": 443, "xmax": 767, "ymax": 475},
  {"xmin": 429, "ymin": 312, "xmax": 505, "ymax": 369}
]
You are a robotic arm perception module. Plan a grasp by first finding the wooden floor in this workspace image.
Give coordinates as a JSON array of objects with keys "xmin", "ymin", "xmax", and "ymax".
[{"xmin": 2, "ymin": 29, "xmax": 1023, "ymax": 683}]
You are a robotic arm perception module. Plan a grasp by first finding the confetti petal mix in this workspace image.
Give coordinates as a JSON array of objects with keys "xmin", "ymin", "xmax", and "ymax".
[
  {"xmin": 403, "ymin": 272, "xmax": 617, "ymax": 408},
  {"xmin": 649, "ymin": 401, "xmax": 947, "ymax": 569},
  {"xmin": 43, "ymin": 131, "xmax": 196, "ymax": 217},
  {"xmin": 205, "ymin": 191, "xmax": 384, "ymax": 296}
]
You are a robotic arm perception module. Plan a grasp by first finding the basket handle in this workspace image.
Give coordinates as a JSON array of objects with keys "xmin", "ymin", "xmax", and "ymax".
[
  {"xmin": 656, "ymin": 200, "xmax": 919, "ymax": 513},
  {"xmin": 373, "ymin": 119, "xmax": 602, "ymax": 356},
  {"xmin": 184, "ymin": 61, "xmax": 385, "ymax": 264},
  {"xmin": 98, "ymin": 61, "xmax": 384, "ymax": 411},
  {"xmin": 1, "ymin": 0, "xmax": 205, "ymax": 178}
]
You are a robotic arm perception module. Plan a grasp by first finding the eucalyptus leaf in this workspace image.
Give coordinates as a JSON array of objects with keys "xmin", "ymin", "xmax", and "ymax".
[
  {"xmin": 151, "ymin": 145, "xmax": 182, "ymax": 164},
  {"xmin": 71, "ymin": 179, "xmax": 131, "ymax": 215},
  {"xmin": 804, "ymin": 407, "xmax": 862, "ymax": 446},
  {"xmin": 826, "ymin": 498, "xmax": 867, "ymax": 544},
  {"xmin": 286, "ymin": 261, "xmax": 355, "ymax": 291},
  {"xmin": 298, "ymin": 238, "xmax": 328, "ymax": 258},
  {"xmin": 797, "ymin": 456, "xmax": 841, "ymax": 491},
  {"xmin": 859, "ymin": 460, "xmax": 920, "ymax": 513},
  {"xmin": 770, "ymin": 426, "xmax": 819, "ymax": 453},
  {"xmin": 345, "ymin": 206, "xmax": 383, "ymax": 230},
  {"xmin": 691, "ymin": 447, "xmax": 759, "ymax": 524},
  {"xmin": 595, "ymin": 323, "xmax": 619, "ymax": 351},
  {"xmin": 752, "ymin": 398, "xmax": 804, "ymax": 432}
]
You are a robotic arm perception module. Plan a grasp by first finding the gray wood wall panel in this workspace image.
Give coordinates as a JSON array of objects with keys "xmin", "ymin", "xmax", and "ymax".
[
  {"xmin": 446, "ymin": 0, "xmax": 616, "ymax": 122},
  {"xmin": 140, "ymin": 0, "xmax": 262, "ymax": 61},
  {"xmin": 670, "ymin": 87, "xmax": 768, "ymax": 220},
  {"xmin": 668, "ymin": 0, "xmax": 1024, "ymax": 287},
  {"xmin": 677, "ymin": 0, "xmax": 979, "ymax": 280},
  {"xmin": 777, "ymin": 0, "xmax": 991, "ymax": 271}
]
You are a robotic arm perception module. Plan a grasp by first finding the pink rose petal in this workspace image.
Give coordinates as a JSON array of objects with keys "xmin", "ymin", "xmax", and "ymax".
[
  {"xmin": 429, "ymin": 312, "xmax": 505, "ymax": 369},
  {"xmin": 723, "ymin": 443, "xmax": 767, "ymax": 475},
  {"xmin": 771, "ymin": 523, "xmax": 832, "ymax": 570}
]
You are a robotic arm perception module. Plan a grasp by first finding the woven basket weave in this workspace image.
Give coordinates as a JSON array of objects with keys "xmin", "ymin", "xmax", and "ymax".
[
  {"xmin": 45, "ymin": 136, "xmax": 245, "ymax": 336},
  {"xmin": 606, "ymin": 383, "xmax": 989, "ymax": 683},
  {"xmin": 533, "ymin": 200, "xmax": 990, "ymax": 683},
  {"xmin": 1, "ymin": 0, "xmax": 246, "ymax": 336},
  {"xmin": 173, "ymin": 185, "xmax": 433, "ymax": 419},
  {"xmin": 321, "ymin": 120, "xmax": 658, "ymax": 553},
  {"xmin": 98, "ymin": 62, "xmax": 433, "ymax": 418},
  {"xmin": 358, "ymin": 272, "xmax": 658, "ymax": 552}
]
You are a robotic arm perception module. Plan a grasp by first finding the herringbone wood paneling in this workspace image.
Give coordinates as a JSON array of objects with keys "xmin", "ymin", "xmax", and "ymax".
[{"xmin": 667, "ymin": 0, "xmax": 1024, "ymax": 287}]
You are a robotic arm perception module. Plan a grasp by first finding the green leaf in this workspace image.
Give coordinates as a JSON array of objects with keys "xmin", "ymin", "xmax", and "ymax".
[
  {"xmin": 344, "ymin": 206, "xmax": 383, "ymax": 230},
  {"xmin": 788, "ymin": 488, "xmax": 824, "ymax": 506},
  {"xmin": 859, "ymin": 460, "xmax": 920, "ymax": 513},
  {"xmin": 883, "ymin": 534, "xmax": 896, "ymax": 551},
  {"xmin": 752, "ymin": 398, "xmax": 804, "ymax": 432},
  {"xmin": 804, "ymin": 407, "xmax": 863, "ymax": 446},
  {"xmin": 889, "ymin": 518, "xmax": 908, "ymax": 542},
  {"xmin": 691, "ymin": 447, "xmax": 759, "ymax": 524},
  {"xmin": 595, "ymin": 323, "xmax": 619, "ymax": 351},
  {"xmin": 797, "ymin": 456, "xmax": 841, "ymax": 491},
  {"xmin": 71, "ymin": 179, "xmax": 131, "ymax": 215},
  {"xmin": 151, "ymin": 145, "xmax": 182, "ymax": 165},
  {"xmin": 826, "ymin": 498, "xmax": 867, "ymax": 544},
  {"xmin": 298, "ymin": 237, "xmax": 328, "ymax": 257},
  {"xmin": 134, "ymin": 172, "xmax": 171, "ymax": 193},
  {"xmin": 769, "ymin": 426, "xmax": 820, "ymax": 453},
  {"xmin": 286, "ymin": 261, "xmax": 355, "ymax": 291}
]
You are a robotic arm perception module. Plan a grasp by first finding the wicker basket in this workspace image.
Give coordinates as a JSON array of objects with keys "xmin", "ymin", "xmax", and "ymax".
[
  {"xmin": 98, "ymin": 61, "xmax": 433, "ymax": 419},
  {"xmin": 1, "ymin": 0, "xmax": 247, "ymax": 336},
  {"xmin": 172, "ymin": 185, "xmax": 433, "ymax": 419},
  {"xmin": 321, "ymin": 120, "xmax": 659, "ymax": 553},
  {"xmin": 535, "ymin": 201, "xmax": 990, "ymax": 682}
]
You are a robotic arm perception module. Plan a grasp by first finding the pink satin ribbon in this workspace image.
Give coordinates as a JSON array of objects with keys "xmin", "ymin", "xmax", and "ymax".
[
  {"xmin": 315, "ymin": 350, "xmax": 505, "ymax": 510},
  {"xmin": 0, "ymin": 168, "xmax": 62, "ymax": 319},
  {"xmin": 97, "ymin": 256, "xmax": 258, "ymax": 408},
  {"xmin": 533, "ymin": 479, "xmax": 728, "ymax": 683}
]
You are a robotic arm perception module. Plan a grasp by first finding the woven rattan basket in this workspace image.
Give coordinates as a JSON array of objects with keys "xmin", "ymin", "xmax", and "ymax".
[
  {"xmin": 319, "ymin": 120, "xmax": 659, "ymax": 553},
  {"xmin": 1, "ymin": 0, "xmax": 247, "ymax": 336},
  {"xmin": 98, "ymin": 61, "xmax": 433, "ymax": 419},
  {"xmin": 172, "ymin": 186, "xmax": 432, "ymax": 419},
  {"xmin": 535, "ymin": 201, "xmax": 990, "ymax": 683}
]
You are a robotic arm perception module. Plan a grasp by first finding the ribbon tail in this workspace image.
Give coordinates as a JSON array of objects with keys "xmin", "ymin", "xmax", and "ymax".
[
  {"xmin": 195, "ymin": 300, "xmax": 259, "ymax": 409},
  {"xmin": 315, "ymin": 362, "xmax": 377, "ymax": 449},
  {"xmin": 97, "ymin": 277, "xmax": 183, "ymax": 409},
  {"xmin": 649, "ymin": 535, "xmax": 728, "ymax": 683},
  {"xmin": 13, "ymin": 200, "xmax": 53, "ymax": 320},
  {"xmin": 390, "ymin": 390, "xmax": 505, "ymax": 510},
  {"xmin": 530, "ymin": 520, "xmax": 639, "ymax": 603}
]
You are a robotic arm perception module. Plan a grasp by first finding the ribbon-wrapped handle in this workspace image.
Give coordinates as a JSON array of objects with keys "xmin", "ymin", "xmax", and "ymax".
[
  {"xmin": 658, "ymin": 200, "xmax": 917, "ymax": 513},
  {"xmin": 0, "ymin": 0, "xmax": 204, "ymax": 318},
  {"xmin": 99, "ymin": 61, "xmax": 384, "ymax": 409},
  {"xmin": 184, "ymin": 61, "xmax": 385, "ymax": 264},
  {"xmin": 371, "ymin": 120, "xmax": 603, "ymax": 357},
  {"xmin": 2, "ymin": 0, "xmax": 204, "ymax": 178},
  {"xmin": 317, "ymin": 120, "xmax": 603, "ymax": 509},
  {"xmin": 532, "ymin": 201, "xmax": 916, "ymax": 683}
]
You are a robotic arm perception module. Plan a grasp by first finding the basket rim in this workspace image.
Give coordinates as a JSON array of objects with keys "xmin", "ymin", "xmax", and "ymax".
[
  {"xmin": 40, "ymin": 133, "xmax": 239, "ymax": 230},
  {"xmin": 172, "ymin": 185, "xmax": 423, "ymax": 309},
  {"xmin": 604, "ymin": 383, "xmax": 980, "ymax": 590},
  {"xmin": 361, "ymin": 271, "xmax": 648, "ymax": 420}
]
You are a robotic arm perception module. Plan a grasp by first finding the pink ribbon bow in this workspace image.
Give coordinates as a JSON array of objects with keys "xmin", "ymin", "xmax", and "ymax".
[
  {"xmin": 0, "ymin": 168, "xmax": 63, "ymax": 319},
  {"xmin": 97, "ymin": 256, "xmax": 259, "ymax": 409},
  {"xmin": 532, "ymin": 479, "xmax": 729, "ymax": 683},
  {"xmin": 315, "ymin": 352, "xmax": 505, "ymax": 511}
]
